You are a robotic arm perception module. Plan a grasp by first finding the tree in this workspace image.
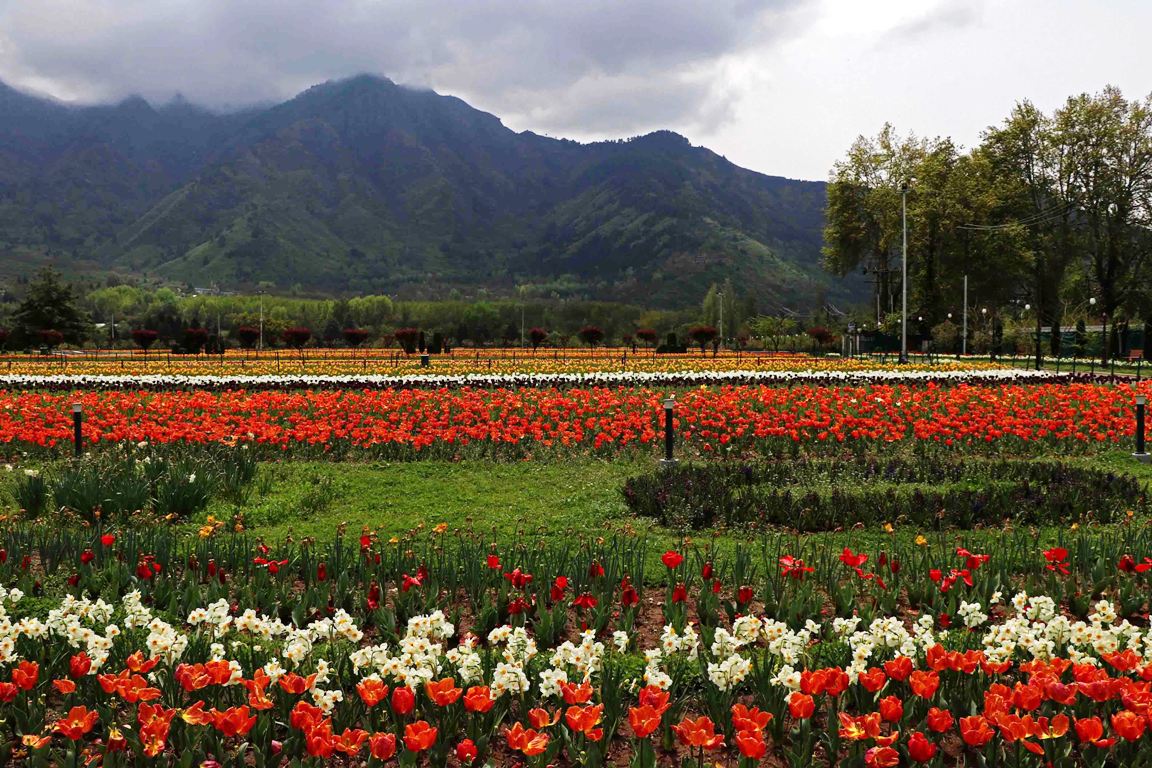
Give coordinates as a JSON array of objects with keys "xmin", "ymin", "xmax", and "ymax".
[
  {"xmin": 0, "ymin": 329, "xmax": 8, "ymax": 350},
  {"xmin": 529, "ymin": 327, "xmax": 548, "ymax": 351},
  {"xmin": 37, "ymin": 329, "xmax": 64, "ymax": 350},
  {"xmin": 688, "ymin": 325, "xmax": 718, "ymax": 354},
  {"xmin": 183, "ymin": 327, "xmax": 209, "ymax": 354},
  {"xmin": 807, "ymin": 326, "xmax": 835, "ymax": 349},
  {"xmin": 1057, "ymin": 87, "xmax": 1152, "ymax": 363},
  {"xmin": 131, "ymin": 329, "xmax": 159, "ymax": 352},
  {"xmin": 282, "ymin": 327, "xmax": 312, "ymax": 349},
  {"xmin": 394, "ymin": 327, "xmax": 420, "ymax": 354},
  {"xmin": 635, "ymin": 328, "xmax": 658, "ymax": 348},
  {"xmin": 342, "ymin": 328, "xmax": 370, "ymax": 347},
  {"xmin": 982, "ymin": 100, "xmax": 1088, "ymax": 364},
  {"xmin": 823, "ymin": 125, "xmax": 920, "ymax": 321},
  {"xmin": 235, "ymin": 326, "xmax": 261, "ymax": 350},
  {"xmin": 578, "ymin": 325, "xmax": 604, "ymax": 347},
  {"xmin": 748, "ymin": 315, "xmax": 797, "ymax": 352},
  {"xmin": 11, "ymin": 268, "xmax": 88, "ymax": 346}
]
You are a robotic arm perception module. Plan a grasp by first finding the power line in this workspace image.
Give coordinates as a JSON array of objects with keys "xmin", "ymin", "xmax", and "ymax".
[{"xmin": 957, "ymin": 202, "xmax": 1076, "ymax": 232}]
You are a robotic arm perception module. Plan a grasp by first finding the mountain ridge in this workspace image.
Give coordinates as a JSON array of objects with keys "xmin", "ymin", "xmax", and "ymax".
[{"xmin": 0, "ymin": 74, "xmax": 855, "ymax": 308}]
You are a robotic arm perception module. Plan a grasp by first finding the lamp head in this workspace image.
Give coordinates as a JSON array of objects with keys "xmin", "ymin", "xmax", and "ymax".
[
  {"xmin": 1138, "ymin": 395, "xmax": 1147, "ymax": 406},
  {"xmin": 663, "ymin": 395, "xmax": 676, "ymax": 411},
  {"xmin": 72, "ymin": 403, "xmax": 82, "ymax": 414}
]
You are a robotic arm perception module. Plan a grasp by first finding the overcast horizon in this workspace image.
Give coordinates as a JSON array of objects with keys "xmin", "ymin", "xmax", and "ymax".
[{"xmin": 1, "ymin": 0, "xmax": 1149, "ymax": 182}]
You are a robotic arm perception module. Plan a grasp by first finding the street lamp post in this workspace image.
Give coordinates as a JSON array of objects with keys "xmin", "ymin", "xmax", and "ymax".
[
  {"xmin": 899, "ymin": 180, "xmax": 914, "ymax": 364},
  {"xmin": 962, "ymin": 275, "xmax": 968, "ymax": 356},
  {"xmin": 718, "ymin": 290, "xmax": 724, "ymax": 351},
  {"xmin": 258, "ymin": 291, "xmax": 265, "ymax": 352}
]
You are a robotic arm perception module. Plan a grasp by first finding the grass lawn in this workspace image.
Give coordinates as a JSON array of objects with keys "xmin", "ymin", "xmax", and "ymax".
[
  {"xmin": 206, "ymin": 457, "xmax": 652, "ymax": 542},
  {"xmin": 6, "ymin": 447, "xmax": 1150, "ymax": 574},
  {"xmin": 172, "ymin": 449, "xmax": 1152, "ymax": 563}
]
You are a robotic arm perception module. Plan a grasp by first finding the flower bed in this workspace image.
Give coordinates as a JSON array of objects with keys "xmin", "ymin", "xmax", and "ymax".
[
  {"xmin": 4, "ymin": 526, "xmax": 1152, "ymax": 765},
  {"xmin": 0, "ymin": 380, "xmax": 1147, "ymax": 457},
  {"xmin": 0, "ymin": 350, "xmax": 1006, "ymax": 379},
  {"xmin": 0, "ymin": 367, "xmax": 1080, "ymax": 392}
]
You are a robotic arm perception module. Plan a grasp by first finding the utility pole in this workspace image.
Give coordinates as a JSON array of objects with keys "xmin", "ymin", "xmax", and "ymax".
[
  {"xmin": 962, "ymin": 275, "xmax": 968, "ymax": 356},
  {"xmin": 899, "ymin": 180, "xmax": 913, "ymax": 363},
  {"xmin": 718, "ymin": 290, "xmax": 724, "ymax": 350}
]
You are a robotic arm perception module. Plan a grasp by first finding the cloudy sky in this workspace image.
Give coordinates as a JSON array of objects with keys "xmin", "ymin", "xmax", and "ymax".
[{"xmin": 0, "ymin": 0, "xmax": 1147, "ymax": 180}]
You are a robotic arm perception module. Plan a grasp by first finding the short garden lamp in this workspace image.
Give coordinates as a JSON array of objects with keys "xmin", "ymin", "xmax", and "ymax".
[
  {"xmin": 661, "ymin": 395, "xmax": 677, "ymax": 468},
  {"xmin": 1136, "ymin": 394, "xmax": 1149, "ymax": 462},
  {"xmin": 72, "ymin": 402, "xmax": 83, "ymax": 458}
]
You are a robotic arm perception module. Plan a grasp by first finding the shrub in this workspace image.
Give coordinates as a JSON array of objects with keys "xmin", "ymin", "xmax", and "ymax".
[
  {"xmin": 282, "ymin": 327, "xmax": 312, "ymax": 349},
  {"xmin": 131, "ymin": 329, "xmax": 160, "ymax": 351},
  {"xmin": 578, "ymin": 325, "xmax": 604, "ymax": 347},
  {"xmin": 37, "ymin": 329, "xmax": 64, "ymax": 349},
  {"xmin": 235, "ymin": 326, "xmax": 261, "ymax": 349},
  {"xmin": 342, "ymin": 328, "xmax": 370, "ymax": 347},
  {"xmin": 688, "ymin": 325, "xmax": 718, "ymax": 353},
  {"xmin": 395, "ymin": 328, "xmax": 420, "ymax": 354},
  {"xmin": 183, "ymin": 327, "xmax": 209, "ymax": 354},
  {"xmin": 622, "ymin": 457, "xmax": 1146, "ymax": 532}
]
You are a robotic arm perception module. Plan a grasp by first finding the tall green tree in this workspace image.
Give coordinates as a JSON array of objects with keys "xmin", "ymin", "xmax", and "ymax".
[
  {"xmin": 11, "ymin": 268, "xmax": 89, "ymax": 345},
  {"xmin": 1058, "ymin": 87, "xmax": 1152, "ymax": 360}
]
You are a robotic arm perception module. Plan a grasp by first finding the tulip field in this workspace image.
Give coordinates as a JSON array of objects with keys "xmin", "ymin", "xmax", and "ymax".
[
  {"xmin": 0, "ymin": 356, "xmax": 1151, "ymax": 766},
  {"xmin": 0, "ymin": 377, "xmax": 1147, "ymax": 458}
]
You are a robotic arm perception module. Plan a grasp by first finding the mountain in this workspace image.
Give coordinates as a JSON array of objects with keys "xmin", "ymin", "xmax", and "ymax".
[{"xmin": 0, "ymin": 75, "xmax": 856, "ymax": 308}]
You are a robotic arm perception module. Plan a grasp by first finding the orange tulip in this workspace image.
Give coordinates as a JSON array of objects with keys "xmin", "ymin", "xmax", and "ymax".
[
  {"xmin": 909, "ymin": 670, "xmax": 940, "ymax": 699},
  {"xmin": 865, "ymin": 746, "xmax": 901, "ymax": 767},
  {"xmin": 181, "ymin": 700, "xmax": 214, "ymax": 726},
  {"xmin": 1112, "ymin": 710, "xmax": 1146, "ymax": 742},
  {"xmin": 356, "ymin": 677, "xmax": 390, "ymax": 707},
  {"xmin": 527, "ymin": 707, "xmax": 560, "ymax": 729},
  {"xmin": 425, "ymin": 677, "xmax": 463, "ymax": 706},
  {"xmin": 565, "ymin": 704, "xmax": 604, "ymax": 739},
  {"xmin": 788, "ymin": 692, "xmax": 815, "ymax": 720},
  {"xmin": 11, "ymin": 661, "xmax": 39, "ymax": 691},
  {"xmin": 463, "ymin": 685, "xmax": 495, "ymax": 713},
  {"xmin": 332, "ymin": 727, "xmax": 369, "ymax": 756},
  {"xmin": 735, "ymin": 729, "xmax": 767, "ymax": 759},
  {"xmin": 54, "ymin": 706, "xmax": 99, "ymax": 740},
  {"xmin": 878, "ymin": 695, "xmax": 903, "ymax": 723},
  {"xmin": 213, "ymin": 705, "xmax": 257, "ymax": 738},
  {"xmin": 926, "ymin": 707, "xmax": 954, "ymax": 733},
  {"xmin": 560, "ymin": 680, "xmax": 594, "ymax": 704},
  {"xmin": 506, "ymin": 722, "xmax": 551, "ymax": 756},
  {"xmin": 959, "ymin": 716, "xmax": 995, "ymax": 748},
  {"xmin": 672, "ymin": 716, "xmax": 724, "ymax": 750},
  {"xmin": 731, "ymin": 703, "xmax": 773, "ymax": 732},
  {"xmin": 404, "ymin": 720, "xmax": 438, "ymax": 752},
  {"xmin": 52, "ymin": 678, "xmax": 76, "ymax": 695},
  {"xmin": 628, "ymin": 704, "xmax": 663, "ymax": 738}
]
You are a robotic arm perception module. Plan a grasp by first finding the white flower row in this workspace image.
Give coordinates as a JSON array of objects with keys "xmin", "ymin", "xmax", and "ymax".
[
  {"xmin": 3, "ymin": 588, "xmax": 1151, "ymax": 704},
  {"xmin": 0, "ymin": 368, "xmax": 1084, "ymax": 392}
]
